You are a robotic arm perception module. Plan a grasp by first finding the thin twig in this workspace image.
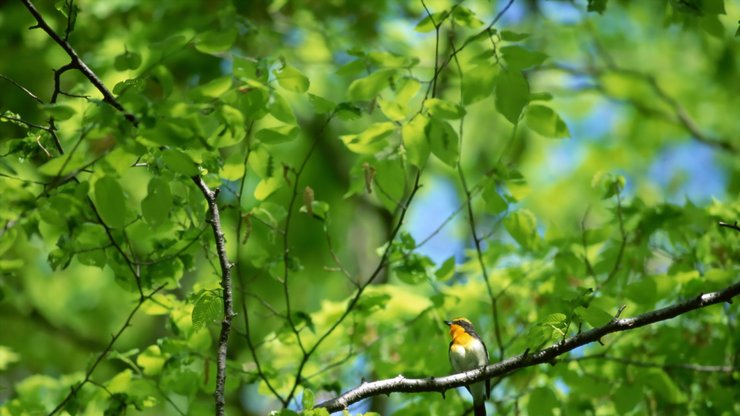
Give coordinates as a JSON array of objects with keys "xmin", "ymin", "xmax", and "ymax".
[
  {"xmin": 20, "ymin": 0, "xmax": 136, "ymax": 124},
  {"xmin": 48, "ymin": 284, "xmax": 167, "ymax": 416},
  {"xmin": 0, "ymin": 73, "xmax": 43, "ymax": 103},
  {"xmin": 566, "ymin": 354, "xmax": 738, "ymax": 373}
]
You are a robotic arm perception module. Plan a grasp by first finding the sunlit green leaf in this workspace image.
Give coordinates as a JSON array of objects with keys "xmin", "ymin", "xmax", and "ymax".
[
  {"xmin": 348, "ymin": 69, "xmax": 396, "ymax": 101},
  {"xmin": 525, "ymin": 105, "xmax": 570, "ymax": 138},
  {"xmin": 402, "ymin": 114, "xmax": 431, "ymax": 168},
  {"xmin": 414, "ymin": 10, "xmax": 450, "ymax": 32},
  {"xmin": 452, "ymin": 6, "xmax": 484, "ymax": 28},
  {"xmin": 192, "ymin": 291, "xmax": 223, "ymax": 333},
  {"xmin": 275, "ymin": 65, "xmax": 310, "ymax": 93},
  {"xmin": 255, "ymin": 176, "xmax": 283, "ymax": 200},
  {"xmin": 504, "ymin": 209, "xmax": 537, "ymax": 249},
  {"xmin": 424, "ymin": 98, "xmax": 466, "ymax": 119},
  {"xmin": 462, "ymin": 65, "xmax": 498, "ymax": 105},
  {"xmin": 340, "ymin": 122, "xmax": 396, "ymax": 155},
  {"xmin": 195, "ymin": 28, "xmax": 236, "ymax": 54},
  {"xmin": 426, "ymin": 117, "xmax": 459, "ymax": 167},
  {"xmin": 255, "ymin": 124, "xmax": 299, "ymax": 144}
]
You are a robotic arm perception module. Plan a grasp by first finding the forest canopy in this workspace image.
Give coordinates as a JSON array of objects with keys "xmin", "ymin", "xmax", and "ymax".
[{"xmin": 0, "ymin": 0, "xmax": 738, "ymax": 415}]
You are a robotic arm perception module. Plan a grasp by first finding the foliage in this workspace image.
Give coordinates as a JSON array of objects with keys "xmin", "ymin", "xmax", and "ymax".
[{"xmin": 0, "ymin": 0, "xmax": 738, "ymax": 415}]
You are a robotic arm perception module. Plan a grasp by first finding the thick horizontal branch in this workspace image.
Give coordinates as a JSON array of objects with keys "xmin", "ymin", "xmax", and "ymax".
[{"xmin": 316, "ymin": 281, "xmax": 740, "ymax": 413}]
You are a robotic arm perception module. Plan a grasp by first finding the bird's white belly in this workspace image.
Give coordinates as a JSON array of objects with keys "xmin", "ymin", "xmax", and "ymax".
[{"xmin": 450, "ymin": 340, "xmax": 487, "ymax": 372}]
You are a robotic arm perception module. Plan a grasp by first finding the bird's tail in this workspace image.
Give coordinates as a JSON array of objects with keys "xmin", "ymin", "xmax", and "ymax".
[{"xmin": 473, "ymin": 399, "xmax": 486, "ymax": 416}]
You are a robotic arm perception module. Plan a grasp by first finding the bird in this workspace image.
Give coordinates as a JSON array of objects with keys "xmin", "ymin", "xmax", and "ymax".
[{"xmin": 444, "ymin": 317, "xmax": 490, "ymax": 416}]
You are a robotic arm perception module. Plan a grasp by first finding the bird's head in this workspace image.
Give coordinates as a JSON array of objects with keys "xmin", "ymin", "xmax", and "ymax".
[{"xmin": 444, "ymin": 317, "xmax": 475, "ymax": 338}]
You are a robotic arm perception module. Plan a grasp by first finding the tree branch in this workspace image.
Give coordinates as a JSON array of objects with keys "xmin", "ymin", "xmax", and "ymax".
[
  {"xmin": 48, "ymin": 284, "xmax": 167, "ymax": 416},
  {"xmin": 718, "ymin": 221, "xmax": 740, "ymax": 233},
  {"xmin": 192, "ymin": 176, "xmax": 236, "ymax": 416},
  {"xmin": 316, "ymin": 281, "xmax": 740, "ymax": 413},
  {"xmin": 20, "ymin": 0, "xmax": 136, "ymax": 124}
]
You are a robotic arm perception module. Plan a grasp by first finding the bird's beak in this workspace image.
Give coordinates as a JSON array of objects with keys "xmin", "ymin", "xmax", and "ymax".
[{"xmin": 443, "ymin": 320, "xmax": 452, "ymax": 326}]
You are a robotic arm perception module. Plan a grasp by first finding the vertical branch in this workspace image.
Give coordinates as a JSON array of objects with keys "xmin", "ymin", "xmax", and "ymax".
[{"xmin": 192, "ymin": 176, "xmax": 236, "ymax": 416}]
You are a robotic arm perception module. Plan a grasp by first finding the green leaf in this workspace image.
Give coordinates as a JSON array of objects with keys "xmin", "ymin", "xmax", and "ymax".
[
  {"xmin": 40, "ymin": 103, "xmax": 75, "ymax": 120},
  {"xmin": 395, "ymin": 254, "xmax": 432, "ymax": 285},
  {"xmin": 426, "ymin": 117, "xmax": 459, "ymax": 167},
  {"xmin": 452, "ymin": 6, "xmax": 484, "ymax": 28},
  {"xmin": 577, "ymin": 305, "xmax": 613, "ymax": 328},
  {"xmin": 348, "ymin": 69, "xmax": 396, "ymax": 101},
  {"xmin": 501, "ymin": 45, "xmax": 548, "ymax": 70},
  {"xmin": 94, "ymin": 176, "xmax": 127, "ymax": 229},
  {"xmin": 367, "ymin": 51, "xmax": 419, "ymax": 69},
  {"xmin": 525, "ymin": 105, "xmax": 570, "ymax": 138},
  {"xmin": 504, "ymin": 209, "xmax": 537, "ymax": 249},
  {"xmin": 192, "ymin": 291, "xmax": 223, "ymax": 333},
  {"xmin": 462, "ymin": 65, "xmax": 497, "ymax": 105},
  {"xmin": 340, "ymin": 122, "xmax": 396, "ymax": 155},
  {"xmin": 482, "ymin": 182, "xmax": 508, "ymax": 214},
  {"xmin": 255, "ymin": 125, "xmax": 299, "ymax": 144},
  {"xmin": 136, "ymin": 346, "xmax": 166, "ymax": 377},
  {"xmin": 233, "ymin": 56, "xmax": 259, "ymax": 79},
  {"xmin": 308, "ymin": 94, "xmax": 336, "ymax": 114},
  {"xmin": 141, "ymin": 177, "xmax": 172, "ymax": 226},
  {"xmin": 435, "ymin": 256, "xmax": 455, "ymax": 281},
  {"xmin": 402, "ymin": 115, "xmax": 431, "ymax": 168},
  {"xmin": 495, "ymin": 71, "xmax": 529, "ymax": 124},
  {"xmin": 336, "ymin": 59, "xmax": 366, "ymax": 77},
  {"xmin": 591, "ymin": 171, "xmax": 625, "ymax": 199},
  {"xmin": 275, "ymin": 65, "xmax": 310, "ymax": 93},
  {"xmin": 191, "ymin": 76, "xmax": 232, "ymax": 98},
  {"xmin": 248, "ymin": 144, "xmax": 275, "ymax": 178},
  {"xmin": 414, "ymin": 10, "xmax": 450, "ymax": 32},
  {"xmin": 424, "ymin": 98, "xmax": 466, "ymax": 119},
  {"xmin": 268, "ymin": 93, "xmax": 296, "ymax": 124},
  {"xmin": 300, "ymin": 200, "xmax": 330, "ymax": 220},
  {"xmin": 377, "ymin": 97, "xmax": 405, "ymax": 121},
  {"xmin": 195, "ymin": 29, "xmax": 236, "ymax": 54},
  {"xmin": 114, "ymin": 50, "xmax": 142, "ymax": 71},
  {"xmin": 254, "ymin": 177, "xmax": 283, "ymax": 200},
  {"xmin": 587, "ymin": 0, "xmax": 608, "ymax": 14},
  {"xmin": 500, "ymin": 30, "xmax": 530, "ymax": 41},
  {"xmin": 211, "ymin": 104, "xmax": 246, "ymax": 147},
  {"xmin": 302, "ymin": 389, "xmax": 315, "ymax": 409},
  {"xmin": 161, "ymin": 149, "xmax": 199, "ymax": 176}
]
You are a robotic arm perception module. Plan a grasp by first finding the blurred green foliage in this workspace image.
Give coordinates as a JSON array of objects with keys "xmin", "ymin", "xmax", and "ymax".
[{"xmin": 0, "ymin": 0, "xmax": 739, "ymax": 415}]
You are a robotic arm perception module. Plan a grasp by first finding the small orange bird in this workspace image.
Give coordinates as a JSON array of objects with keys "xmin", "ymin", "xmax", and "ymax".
[{"xmin": 445, "ymin": 317, "xmax": 490, "ymax": 416}]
